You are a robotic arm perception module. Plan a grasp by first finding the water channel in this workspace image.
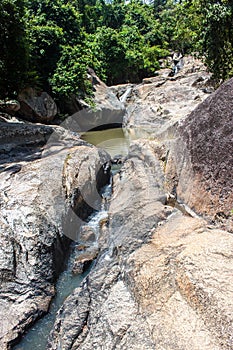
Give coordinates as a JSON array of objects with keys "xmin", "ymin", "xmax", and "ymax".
[{"xmin": 13, "ymin": 127, "xmax": 149, "ymax": 349}]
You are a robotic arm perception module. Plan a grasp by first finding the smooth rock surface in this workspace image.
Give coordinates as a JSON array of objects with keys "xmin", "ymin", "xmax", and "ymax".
[
  {"xmin": 0, "ymin": 122, "xmax": 110, "ymax": 348},
  {"xmin": 48, "ymin": 140, "xmax": 168, "ymax": 350},
  {"xmin": 129, "ymin": 213, "xmax": 233, "ymax": 350},
  {"xmin": 48, "ymin": 140, "xmax": 233, "ymax": 350},
  {"xmin": 2, "ymin": 57, "xmax": 233, "ymax": 350}
]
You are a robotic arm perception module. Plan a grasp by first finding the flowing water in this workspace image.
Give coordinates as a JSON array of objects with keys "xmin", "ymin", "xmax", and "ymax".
[
  {"xmin": 13, "ymin": 186, "xmax": 110, "ymax": 350},
  {"xmin": 13, "ymin": 127, "xmax": 149, "ymax": 349},
  {"xmin": 13, "ymin": 252, "xmax": 92, "ymax": 350}
]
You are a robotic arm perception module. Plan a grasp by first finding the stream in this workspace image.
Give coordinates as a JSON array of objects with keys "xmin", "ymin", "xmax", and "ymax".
[
  {"xmin": 13, "ymin": 252, "xmax": 92, "ymax": 350},
  {"xmin": 13, "ymin": 127, "xmax": 148, "ymax": 349}
]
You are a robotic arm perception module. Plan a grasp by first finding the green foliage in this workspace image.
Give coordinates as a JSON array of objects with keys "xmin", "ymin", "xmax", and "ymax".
[
  {"xmin": 152, "ymin": 0, "xmax": 167, "ymax": 16},
  {"xmin": 0, "ymin": 0, "xmax": 28, "ymax": 97},
  {"xmin": 26, "ymin": 0, "xmax": 83, "ymax": 44},
  {"xmin": 28, "ymin": 24, "xmax": 63, "ymax": 85},
  {"xmin": 200, "ymin": 0, "xmax": 233, "ymax": 82},
  {"xmin": 166, "ymin": 0, "xmax": 203, "ymax": 52},
  {"xmin": 50, "ymin": 45, "xmax": 93, "ymax": 98},
  {"xmin": 89, "ymin": 26, "xmax": 127, "ymax": 84},
  {"xmin": 87, "ymin": 23, "xmax": 168, "ymax": 85},
  {"xmin": 3, "ymin": 0, "xmax": 233, "ymax": 102},
  {"xmin": 24, "ymin": 0, "xmax": 83, "ymax": 89}
]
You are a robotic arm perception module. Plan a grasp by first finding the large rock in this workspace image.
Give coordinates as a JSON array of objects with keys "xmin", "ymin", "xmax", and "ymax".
[
  {"xmin": 164, "ymin": 77, "xmax": 233, "ymax": 231},
  {"xmin": 48, "ymin": 140, "xmax": 233, "ymax": 350},
  {"xmin": 66, "ymin": 69, "xmax": 126, "ymax": 132},
  {"xmin": 0, "ymin": 122, "xmax": 110, "ymax": 348},
  {"xmin": 18, "ymin": 88, "xmax": 57, "ymax": 123},
  {"xmin": 47, "ymin": 140, "xmax": 169, "ymax": 350},
  {"xmin": 120, "ymin": 56, "xmax": 213, "ymax": 134},
  {"xmin": 129, "ymin": 213, "xmax": 233, "ymax": 350},
  {"xmin": 0, "ymin": 122, "xmax": 54, "ymax": 153}
]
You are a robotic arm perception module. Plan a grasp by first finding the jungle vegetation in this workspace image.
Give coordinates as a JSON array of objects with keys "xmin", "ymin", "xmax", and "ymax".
[{"xmin": 1, "ymin": 0, "xmax": 233, "ymax": 101}]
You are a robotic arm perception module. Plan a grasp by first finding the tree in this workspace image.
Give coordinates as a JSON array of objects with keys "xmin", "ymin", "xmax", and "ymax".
[
  {"xmin": 200, "ymin": 0, "xmax": 233, "ymax": 82},
  {"xmin": 49, "ymin": 45, "xmax": 93, "ymax": 99},
  {"xmin": 24, "ymin": 0, "xmax": 84, "ymax": 89},
  {"xmin": 152, "ymin": 0, "xmax": 167, "ymax": 17},
  {"xmin": 0, "ymin": 0, "xmax": 28, "ymax": 98}
]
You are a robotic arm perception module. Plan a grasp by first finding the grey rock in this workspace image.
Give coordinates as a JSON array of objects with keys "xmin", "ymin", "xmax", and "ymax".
[
  {"xmin": 66, "ymin": 69, "xmax": 126, "ymax": 132},
  {"xmin": 0, "ymin": 121, "xmax": 54, "ymax": 153},
  {"xmin": 18, "ymin": 88, "xmax": 57, "ymax": 123},
  {"xmin": 0, "ymin": 122, "xmax": 110, "ymax": 348},
  {"xmin": 48, "ymin": 139, "xmax": 233, "ymax": 350},
  {"xmin": 122, "ymin": 56, "xmax": 212, "ymax": 134},
  {"xmin": 47, "ymin": 140, "xmax": 172, "ymax": 349},
  {"xmin": 2, "ymin": 56, "xmax": 233, "ymax": 350}
]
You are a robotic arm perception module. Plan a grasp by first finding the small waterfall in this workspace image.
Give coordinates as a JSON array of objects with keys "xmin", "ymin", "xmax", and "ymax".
[{"xmin": 13, "ymin": 184, "xmax": 112, "ymax": 350}]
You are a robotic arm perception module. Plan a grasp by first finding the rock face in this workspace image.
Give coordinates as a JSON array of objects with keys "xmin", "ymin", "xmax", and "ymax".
[
  {"xmin": 0, "ymin": 122, "xmax": 54, "ymax": 153},
  {"xmin": 119, "ymin": 56, "xmax": 213, "ymax": 134},
  {"xmin": 0, "ymin": 122, "xmax": 110, "ymax": 348},
  {"xmin": 164, "ymin": 77, "xmax": 233, "ymax": 231},
  {"xmin": 129, "ymin": 213, "xmax": 233, "ymax": 350},
  {"xmin": 1, "ymin": 57, "xmax": 233, "ymax": 350},
  {"xmin": 48, "ymin": 140, "xmax": 233, "ymax": 350},
  {"xmin": 18, "ymin": 88, "xmax": 57, "ymax": 123},
  {"xmin": 67, "ymin": 68, "xmax": 126, "ymax": 132}
]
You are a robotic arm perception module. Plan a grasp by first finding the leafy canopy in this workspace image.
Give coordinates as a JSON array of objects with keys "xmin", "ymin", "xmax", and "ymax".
[{"xmin": 2, "ymin": 0, "xmax": 233, "ymax": 101}]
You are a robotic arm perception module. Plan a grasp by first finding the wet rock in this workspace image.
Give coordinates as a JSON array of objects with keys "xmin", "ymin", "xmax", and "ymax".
[
  {"xmin": 111, "ymin": 154, "xmax": 123, "ymax": 165},
  {"xmin": 48, "ymin": 140, "xmax": 171, "ymax": 349},
  {"xmin": 3, "ymin": 56, "xmax": 232, "ymax": 350},
  {"xmin": 0, "ymin": 122, "xmax": 110, "ymax": 348},
  {"xmin": 48, "ymin": 139, "xmax": 233, "ymax": 350},
  {"xmin": 165, "ymin": 77, "xmax": 233, "ymax": 231},
  {"xmin": 72, "ymin": 247, "xmax": 99, "ymax": 275},
  {"xmin": 110, "ymin": 83, "xmax": 135, "ymax": 102},
  {"xmin": 18, "ymin": 88, "xmax": 57, "ymax": 123},
  {"xmin": 78, "ymin": 226, "xmax": 96, "ymax": 245}
]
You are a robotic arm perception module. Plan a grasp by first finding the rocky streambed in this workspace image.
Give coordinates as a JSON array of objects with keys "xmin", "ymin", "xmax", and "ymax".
[{"xmin": 0, "ymin": 56, "xmax": 233, "ymax": 349}]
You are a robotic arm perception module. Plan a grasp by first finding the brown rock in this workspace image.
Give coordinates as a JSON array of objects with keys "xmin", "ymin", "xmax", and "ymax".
[
  {"xmin": 78, "ymin": 226, "xmax": 96, "ymax": 244},
  {"xmin": 72, "ymin": 248, "xmax": 99, "ymax": 274},
  {"xmin": 165, "ymin": 77, "xmax": 233, "ymax": 230},
  {"xmin": 129, "ymin": 212, "xmax": 233, "ymax": 350}
]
